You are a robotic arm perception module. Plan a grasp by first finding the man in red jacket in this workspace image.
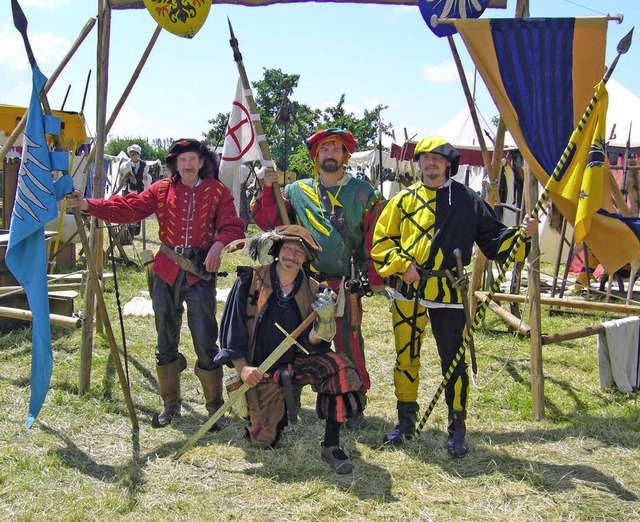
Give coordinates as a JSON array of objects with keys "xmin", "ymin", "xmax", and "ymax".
[{"xmin": 66, "ymin": 138, "xmax": 245, "ymax": 429}]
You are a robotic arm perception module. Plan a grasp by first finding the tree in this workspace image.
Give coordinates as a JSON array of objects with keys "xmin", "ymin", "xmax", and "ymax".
[
  {"xmin": 203, "ymin": 113, "xmax": 229, "ymax": 149},
  {"xmin": 203, "ymin": 68, "xmax": 394, "ymax": 178},
  {"xmin": 105, "ymin": 137, "xmax": 166, "ymax": 161},
  {"xmin": 252, "ymin": 68, "xmax": 318, "ymax": 173},
  {"xmin": 319, "ymin": 98, "xmax": 392, "ymax": 151}
]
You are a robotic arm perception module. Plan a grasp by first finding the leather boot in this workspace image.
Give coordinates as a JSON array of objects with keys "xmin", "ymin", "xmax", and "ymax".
[
  {"xmin": 195, "ymin": 365, "xmax": 228, "ymax": 431},
  {"xmin": 151, "ymin": 354, "xmax": 187, "ymax": 428},
  {"xmin": 383, "ymin": 401, "xmax": 419, "ymax": 444},
  {"xmin": 447, "ymin": 410, "xmax": 468, "ymax": 458}
]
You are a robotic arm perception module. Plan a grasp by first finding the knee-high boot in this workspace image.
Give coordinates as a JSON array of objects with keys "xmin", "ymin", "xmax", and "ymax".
[
  {"xmin": 447, "ymin": 410, "xmax": 468, "ymax": 458},
  {"xmin": 195, "ymin": 365, "xmax": 228, "ymax": 431},
  {"xmin": 152, "ymin": 353, "xmax": 187, "ymax": 428}
]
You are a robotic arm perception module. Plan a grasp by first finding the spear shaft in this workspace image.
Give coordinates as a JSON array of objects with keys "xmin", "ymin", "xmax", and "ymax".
[{"xmin": 227, "ymin": 18, "xmax": 290, "ymax": 225}]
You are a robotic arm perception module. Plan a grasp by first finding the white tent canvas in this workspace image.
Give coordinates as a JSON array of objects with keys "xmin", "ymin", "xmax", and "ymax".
[
  {"xmin": 606, "ymin": 78, "xmax": 640, "ymax": 151},
  {"xmin": 433, "ymin": 106, "xmax": 517, "ymax": 151}
]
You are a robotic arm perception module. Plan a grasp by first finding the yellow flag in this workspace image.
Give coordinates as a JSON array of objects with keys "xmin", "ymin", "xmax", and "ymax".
[
  {"xmin": 547, "ymin": 80, "xmax": 608, "ymax": 245},
  {"xmin": 143, "ymin": 0, "xmax": 211, "ymax": 39}
]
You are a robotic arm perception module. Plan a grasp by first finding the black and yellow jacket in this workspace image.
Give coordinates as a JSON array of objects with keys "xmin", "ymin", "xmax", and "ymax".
[{"xmin": 372, "ymin": 180, "xmax": 529, "ymax": 304}]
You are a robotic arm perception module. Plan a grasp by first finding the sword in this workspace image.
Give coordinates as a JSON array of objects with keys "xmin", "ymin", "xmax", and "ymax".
[
  {"xmin": 174, "ymin": 311, "xmax": 317, "ymax": 459},
  {"xmin": 452, "ymin": 248, "xmax": 478, "ymax": 375}
]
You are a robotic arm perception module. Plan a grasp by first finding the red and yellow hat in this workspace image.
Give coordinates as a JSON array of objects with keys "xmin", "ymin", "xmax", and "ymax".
[{"xmin": 306, "ymin": 127, "xmax": 357, "ymax": 159}]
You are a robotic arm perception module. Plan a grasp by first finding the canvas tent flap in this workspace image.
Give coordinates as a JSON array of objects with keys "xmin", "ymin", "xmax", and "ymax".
[{"xmin": 606, "ymin": 79, "xmax": 640, "ymax": 152}]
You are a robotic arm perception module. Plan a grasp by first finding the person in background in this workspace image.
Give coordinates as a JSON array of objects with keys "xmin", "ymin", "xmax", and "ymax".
[
  {"xmin": 66, "ymin": 138, "xmax": 245, "ymax": 429},
  {"xmin": 252, "ymin": 128, "xmax": 383, "ymax": 429},
  {"xmin": 372, "ymin": 136, "xmax": 537, "ymax": 456},
  {"xmin": 216, "ymin": 225, "xmax": 365, "ymax": 474},
  {"xmin": 120, "ymin": 143, "xmax": 149, "ymax": 196},
  {"xmin": 118, "ymin": 143, "xmax": 151, "ymax": 236}
]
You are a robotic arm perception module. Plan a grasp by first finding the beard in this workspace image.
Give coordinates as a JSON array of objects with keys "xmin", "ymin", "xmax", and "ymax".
[{"xmin": 320, "ymin": 159, "xmax": 341, "ymax": 173}]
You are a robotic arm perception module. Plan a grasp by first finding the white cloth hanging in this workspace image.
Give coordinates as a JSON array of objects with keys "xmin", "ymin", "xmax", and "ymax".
[{"xmin": 597, "ymin": 316, "xmax": 640, "ymax": 392}]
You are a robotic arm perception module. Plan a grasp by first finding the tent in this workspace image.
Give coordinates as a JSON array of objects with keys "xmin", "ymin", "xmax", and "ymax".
[
  {"xmin": 350, "ymin": 106, "xmax": 520, "ymax": 201},
  {"xmin": 434, "ymin": 107, "xmax": 517, "ymax": 162},
  {"xmin": 434, "ymin": 107, "xmax": 518, "ymax": 197},
  {"xmin": 606, "ymin": 78, "xmax": 640, "ymax": 154}
]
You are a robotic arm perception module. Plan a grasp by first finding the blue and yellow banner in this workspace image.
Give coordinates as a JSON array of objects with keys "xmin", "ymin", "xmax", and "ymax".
[
  {"xmin": 454, "ymin": 17, "xmax": 640, "ymax": 273},
  {"xmin": 547, "ymin": 80, "xmax": 608, "ymax": 245}
]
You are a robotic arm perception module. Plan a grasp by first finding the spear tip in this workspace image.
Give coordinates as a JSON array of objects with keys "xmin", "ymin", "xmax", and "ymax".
[
  {"xmin": 617, "ymin": 26, "xmax": 634, "ymax": 55},
  {"xmin": 227, "ymin": 17, "xmax": 235, "ymax": 39}
]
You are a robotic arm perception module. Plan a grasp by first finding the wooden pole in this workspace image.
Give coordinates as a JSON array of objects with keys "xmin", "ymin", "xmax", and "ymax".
[
  {"xmin": 0, "ymin": 283, "xmax": 81, "ymax": 298},
  {"xmin": 227, "ymin": 19, "xmax": 290, "ymax": 225},
  {"xmin": 541, "ymin": 324, "xmax": 606, "ymax": 345},
  {"xmin": 0, "ymin": 17, "xmax": 96, "ymax": 164},
  {"xmin": 526, "ymin": 162, "xmax": 544, "ymax": 420},
  {"xmin": 0, "ymin": 306, "xmax": 80, "ymax": 328},
  {"xmin": 479, "ymin": 291, "xmax": 640, "ymax": 315},
  {"xmin": 108, "ymin": 0, "xmax": 510, "ymax": 10},
  {"xmin": 447, "ymin": 35, "xmax": 491, "ymax": 170},
  {"xmin": 474, "ymin": 290, "xmax": 531, "ymax": 335},
  {"xmin": 79, "ymin": 0, "xmax": 111, "ymax": 394}
]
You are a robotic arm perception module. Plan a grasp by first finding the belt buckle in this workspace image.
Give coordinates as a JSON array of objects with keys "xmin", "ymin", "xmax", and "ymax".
[{"xmin": 174, "ymin": 246, "xmax": 185, "ymax": 256}]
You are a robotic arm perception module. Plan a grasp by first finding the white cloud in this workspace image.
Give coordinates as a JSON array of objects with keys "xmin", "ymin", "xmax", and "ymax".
[
  {"xmin": 0, "ymin": 23, "xmax": 69, "ymax": 72},
  {"xmin": 422, "ymin": 61, "xmax": 459, "ymax": 84},
  {"xmin": 0, "ymin": 24, "xmax": 28, "ymax": 72}
]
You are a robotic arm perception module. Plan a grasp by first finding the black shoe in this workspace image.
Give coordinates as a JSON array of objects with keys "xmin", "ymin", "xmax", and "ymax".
[
  {"xmin": 447, "ymin": 412, "xmax": 468, "ymax": 458},
  {"xmin": 382, "ymin": 420, "xmax": 415, "ymax": 445}
]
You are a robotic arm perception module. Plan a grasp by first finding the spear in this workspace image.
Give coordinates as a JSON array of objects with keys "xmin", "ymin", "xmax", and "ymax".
[
  {"xmin": 227, "ymin": 18, "xmax": 290, "ymax": 225},
  {"xmin": 414, "ymin": 27, "xmax": 634, "ymax": 438},
  {"xmin": 11, "ymin": 0, "xmax": 138, "ymax": 429},
  {"xmin": 0, "ymin": 16, "xmax": 95, "ymax": 164},
  {"xmin": 60, "ymin": 84, "xmax": 71, "ymax": 111},
  {"xmin": 621, "ymin": 122, "xmax": 633, "ymax": 199}
]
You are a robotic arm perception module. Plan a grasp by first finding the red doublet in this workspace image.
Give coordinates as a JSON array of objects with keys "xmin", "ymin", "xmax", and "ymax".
[{"xmin": 86, "ymin": 177, "xmax": 245, "ymax": 286}]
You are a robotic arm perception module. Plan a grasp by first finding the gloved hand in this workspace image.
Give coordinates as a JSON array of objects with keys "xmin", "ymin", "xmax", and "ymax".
[{"xmin": 310, "ymin": 288, "xmax": 337, "ymax": 341}]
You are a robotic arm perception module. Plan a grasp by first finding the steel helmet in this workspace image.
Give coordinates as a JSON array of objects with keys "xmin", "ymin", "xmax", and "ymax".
[{"xmin": 413, "ymin": 136, "xmax": 461, "ymax": 176}]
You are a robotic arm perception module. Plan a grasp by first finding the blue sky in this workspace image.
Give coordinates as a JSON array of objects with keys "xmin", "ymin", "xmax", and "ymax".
[{"xmin": 1, "ymin": 0, "xmax": 638, "ymax": 147}]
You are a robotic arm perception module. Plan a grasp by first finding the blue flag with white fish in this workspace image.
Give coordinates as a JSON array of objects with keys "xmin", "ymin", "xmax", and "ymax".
[{"xmin": 6, "ymin": 65, "xmax": 74, "ymax": 428}]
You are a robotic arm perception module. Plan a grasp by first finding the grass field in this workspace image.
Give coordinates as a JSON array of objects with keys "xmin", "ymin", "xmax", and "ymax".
[{"xmin": 0, "ymin": 218, "xmax": 638, "ymax": 521}]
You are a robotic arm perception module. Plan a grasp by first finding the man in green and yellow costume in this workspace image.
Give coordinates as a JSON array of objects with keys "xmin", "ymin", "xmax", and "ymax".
[{"xmin": 372, "ymin": 136, "xmax": 537, "ymax": 456}]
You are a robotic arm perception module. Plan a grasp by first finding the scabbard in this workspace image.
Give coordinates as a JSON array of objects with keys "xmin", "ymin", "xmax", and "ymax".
[{"xmin": 452, "ymin": 249, "xmax": 477, "ymax": 375}]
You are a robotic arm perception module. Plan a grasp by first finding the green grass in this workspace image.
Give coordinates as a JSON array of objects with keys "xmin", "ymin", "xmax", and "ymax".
[{"xmin": 0, "ymin": 218, "xmax": 638, "ymax": 521}]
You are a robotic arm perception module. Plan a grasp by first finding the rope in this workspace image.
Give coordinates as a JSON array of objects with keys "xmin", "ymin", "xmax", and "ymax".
[
  {"xmin": 104, "ymin": 224, "xmax": 130, "ymax": 387},
  {"xmin": 470, "ymin": 257, "xmax": 535, "ymax": 391}
]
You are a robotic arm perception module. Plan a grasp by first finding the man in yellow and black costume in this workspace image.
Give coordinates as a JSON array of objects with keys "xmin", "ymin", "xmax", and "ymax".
[{"xmin": 372, "ymin": 136, "xmax": 537, "ymax": 457}]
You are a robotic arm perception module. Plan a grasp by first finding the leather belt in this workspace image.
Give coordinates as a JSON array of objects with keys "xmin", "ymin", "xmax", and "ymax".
[{"xmin": 160, "ymin": 244, "xmax": 213, "ymax": 282}]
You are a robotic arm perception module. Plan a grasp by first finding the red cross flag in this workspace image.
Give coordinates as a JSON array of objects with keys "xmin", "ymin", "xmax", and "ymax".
[{"xmin": 219, "ymin": 78, "xmax": 263, "ymax": 192}]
